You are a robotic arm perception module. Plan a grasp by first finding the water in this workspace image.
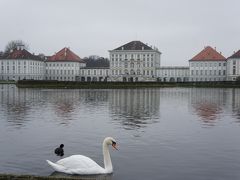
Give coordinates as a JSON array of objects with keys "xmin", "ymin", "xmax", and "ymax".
[{"xmin": 0, "ymin": 84, "xmax": 240, "ymax": 180}]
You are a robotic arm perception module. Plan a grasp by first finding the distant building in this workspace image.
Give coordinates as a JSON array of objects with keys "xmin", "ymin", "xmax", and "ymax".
[
  {"xmin": 227, "ymin": 50, "xmax": 240, "ymax": 81},
  {"xmin": 45, "ymin": 47, "xmax": 86, "ymax": 81},
  {"xmin": 109, "ymin": 41, "xmax": 161, "ymax": 82},
  {"xmin": 0, "ymin": 46, "xmax": 45, "ymax": 81},
  {"xmin": 189, "ymin": 46, "xmax": 227, "ymax": 82}
]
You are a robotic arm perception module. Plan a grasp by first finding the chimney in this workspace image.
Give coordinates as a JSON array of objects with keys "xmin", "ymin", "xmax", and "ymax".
[
  {"xmin": 64, "ymin": 48, "xmax": 67, "ymax": 57},
  {"xmin": 142, "ymin": 46, "xmax": 144, "ymax": 50},
  {"xmin": 121, "ymin": 46, "xmax": 124, "ymax": 50}
]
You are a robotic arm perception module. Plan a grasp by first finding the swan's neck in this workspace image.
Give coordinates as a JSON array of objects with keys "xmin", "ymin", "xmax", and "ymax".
[{"xmin": 103, "ymin": 141, "xmax": 113, "ymax": 173}]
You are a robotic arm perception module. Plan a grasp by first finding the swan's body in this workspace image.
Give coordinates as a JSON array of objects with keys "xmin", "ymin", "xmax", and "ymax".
[{"xmin": 46, "ymin": 137, "xmax": 117, "ymax": 175}]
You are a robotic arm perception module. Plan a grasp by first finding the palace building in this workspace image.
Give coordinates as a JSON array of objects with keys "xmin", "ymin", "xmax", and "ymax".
[
  {"xmin": 109, "ymin": 41, "xmax": 161, "ymax": 82},
  {"xmin": 0, "ymin": 41, "xmax": 239, "ymax": 82}
]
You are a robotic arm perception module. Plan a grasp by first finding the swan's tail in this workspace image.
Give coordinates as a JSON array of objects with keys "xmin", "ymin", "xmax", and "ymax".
[{"xmin": 46, "ymin": 160, "xmax": 68, "ymax": 173}]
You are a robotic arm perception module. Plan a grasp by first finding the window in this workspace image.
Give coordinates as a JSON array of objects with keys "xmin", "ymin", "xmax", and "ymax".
[
  {"xmin": 233, "ymin": 67, "xmax": 236, "ymax": 75},
  {"xmin": 130, "ymin": 62, "xmax": 134, "ymax": 68},
  {"xmin": 137, "ymin": 69, "xmax": 140, "ymax": 75}
]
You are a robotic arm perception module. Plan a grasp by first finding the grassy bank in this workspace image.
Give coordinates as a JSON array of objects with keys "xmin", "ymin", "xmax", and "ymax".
[
  {"xmin": 0, "ymin": 80, "xmax": 16, "ymax": 84},
  {"xmin": 0, "ymin": 173, "xmax": 109, "ymax": 180},
  {"xmin": 0, "ymin": 174, "xmax": 81, "ymax": 180},
  {"xmin": 16, "ymin": 80, "xmax": 240, "ymax": 89}
]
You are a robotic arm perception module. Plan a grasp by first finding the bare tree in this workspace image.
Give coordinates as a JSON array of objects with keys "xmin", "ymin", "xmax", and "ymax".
[{"xmin": 4, "ymin": 40, "xmax": 29, "ymax": 53}]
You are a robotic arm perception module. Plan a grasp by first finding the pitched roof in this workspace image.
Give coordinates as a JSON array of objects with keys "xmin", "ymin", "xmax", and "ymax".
[
  {"xmin": 190, "ymin": 46, "xmax": 226, "ymax": 61},
  {"xmin": 48, "ymin": 47, "xmax": 85, "ymax": 63},
  {"xmin": 228, "ymin": 50, "xmax": 240, "ymax": 59},
  {"xmin": 1, "ymin": 48, "xmax": 41, "ymax": 60},
  {"xmin": 113, "ymin": 41, "xmax": 154, "ymax": 51}
]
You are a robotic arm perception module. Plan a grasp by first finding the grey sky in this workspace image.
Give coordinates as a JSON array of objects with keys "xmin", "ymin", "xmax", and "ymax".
[{"xmin": 0, "ymin": 0, "xmax": 239, "ymax": 65}]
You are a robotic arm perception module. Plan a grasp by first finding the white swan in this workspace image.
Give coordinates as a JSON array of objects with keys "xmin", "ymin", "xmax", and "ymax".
[{"xmin": 46, "ymin": 137, "xmax": 118, "ymax": 175}]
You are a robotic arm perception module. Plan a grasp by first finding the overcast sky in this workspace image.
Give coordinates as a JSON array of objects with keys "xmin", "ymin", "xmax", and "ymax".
[{"xmin": 0, "ymin": 0, "xmax": 239, "ymax": 65}]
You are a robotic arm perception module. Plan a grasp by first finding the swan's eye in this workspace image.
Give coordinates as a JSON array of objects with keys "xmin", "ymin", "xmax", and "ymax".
[{"xmin": 112, "ymin": 141, "xmax": 116, "ymax": 145}]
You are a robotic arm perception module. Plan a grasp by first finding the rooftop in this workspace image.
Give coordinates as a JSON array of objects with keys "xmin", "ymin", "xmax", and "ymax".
[
  {"xmin": 228, "ymin": 50, "xmax": 240, "ymax": 59},
  {"xmin": 190, "ymin": 46, "xmax": 226, "ymax": 61},
  {"xmin": 113, "ymin": 41, "xmax": 157, "ymax": 51},
  {"xmin": 0, "ymin": 48, "xmax": 42, "ymax": 60},
  {"xmin": 48, "ymin": 47, "xmax": 85, "ymax": 63}
]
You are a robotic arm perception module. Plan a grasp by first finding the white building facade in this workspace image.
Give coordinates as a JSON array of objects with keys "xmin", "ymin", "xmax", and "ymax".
[
  {"xmin": 227, "ymin": 50, "xmax": 240, "ymax": 81},
  {"xmin": 109, "ymin": 41, "xmax": 161, "ymax": 82},
  {"xmin": 189, "ymin": 46, "xmax": 227, "ymax": 82},
  {"xmin": 157, "ymin": 66, "xmax": 189, "ymax": 82},
  {"xmin": 1, "ymin": 42, "xmax": 240, "ymax": 83},
  {"xmin": 79, "ymin": 68, "xmax": 109, "ymax": 82},
  {"xmin": 0, "ymin": 47, "xmax": 45, "ymax": 81},
  {"xmin": 45, "ymin": 48, "xmax": 86, "ymax": 81}
]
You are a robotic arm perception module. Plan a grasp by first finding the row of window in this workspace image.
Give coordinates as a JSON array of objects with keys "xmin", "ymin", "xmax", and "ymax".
[
  {"xmin": 81, "ymin": 69, "xmax": 108, "ymax": 76},
  {"xmin": 191, "ymin": 70, "xmax": 226, "ymax": 76},
  {"xmin": 1, "ymin": 66, "xmax": 43, "ymax": 74},
  {"xmin": 191, "ymin": 62, "xmax": 226, "ymax": 67},
  {"xmin": 46, "ymin": 63, "xmax": 79, "ymax": 67},
  {"xmin": 111, "ymin": 57, "xmax": 154, "ymax": 61},
  {"xmin": 46, "ymin": 69, "xmax": 76, "ymax": 75},
  {"xmin": 46, "ymin": 76, "xmax": 75, "ymax": 81},
  {"xmin": 112, "ymin": 62, "xmax": 154, "ymax": 68},
  {"xmin": 111, "ymin": 69, "xmax": 154, "ymax": 76},
  {"xmin": 191, "ymin": 77, "xmax": 226, "ymax": 81},
  {"xmin": 0, "ymin": 76, "xmax": 43, "ymax": 80},
  {"xmin": 160, "ymin": 71, "xmax": 189, "ymax": 76},
  {"xmin": 1, "ymin": 61, "xmax": 43, "ymax": 66},
  {"xmin": 111, "ymin": 53, "xmax": 154, "ymax": 58}
]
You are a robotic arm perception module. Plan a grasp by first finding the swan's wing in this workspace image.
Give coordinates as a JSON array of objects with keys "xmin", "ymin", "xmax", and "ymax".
[{"xmin": 55, "ymin": 155, "xmax": 105, "ymax": 174}]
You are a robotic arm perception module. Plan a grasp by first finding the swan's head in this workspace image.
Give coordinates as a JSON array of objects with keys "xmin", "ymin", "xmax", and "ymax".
[{"xmin": 104, "ymin": 137, "xmax": 118, "ymax": 150}]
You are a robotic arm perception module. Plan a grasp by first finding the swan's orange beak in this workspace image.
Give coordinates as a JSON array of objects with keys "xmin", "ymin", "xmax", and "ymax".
[{"xmin": 112, "ymin": 143, "xmax": 118, "ymax": 150}]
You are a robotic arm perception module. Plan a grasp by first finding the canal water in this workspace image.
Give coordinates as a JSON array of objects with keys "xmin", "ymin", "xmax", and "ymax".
[{"xmin": 0, "ymin": 84, "xmax": 240, "ymax": 180}]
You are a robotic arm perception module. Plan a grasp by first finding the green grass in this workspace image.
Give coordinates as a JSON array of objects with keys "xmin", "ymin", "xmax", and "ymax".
[
  {"xmin": 0, "ymin": 80, "xmax": 16, "ymax": 84},
  {"xmin": 0, "ymin": 173, "xmax": 107, "ymax": 180}
]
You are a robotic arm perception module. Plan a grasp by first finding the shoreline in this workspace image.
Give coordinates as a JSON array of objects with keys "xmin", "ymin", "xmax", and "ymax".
[
  {"xmin": 0, "ymin": 174, "xmax": 82, "ymax": 180},
  {"xmin": 15, "ymin": 80, "xmax": 240, "ymax": 89},
  {"xmin": 0, "ymin": 173, "xmax": 109, "ymax": 180}
]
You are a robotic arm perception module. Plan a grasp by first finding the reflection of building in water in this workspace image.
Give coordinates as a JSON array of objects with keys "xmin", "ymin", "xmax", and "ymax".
[
  {"xmin": 108, "ymin": 89, "xmax": 160, "ymax": 130},
  {"xmin": 0, "ymin": 85, "xmax": 110, "ymax": 127},
  {"xmin": 0, "ymin": 84, "xmax": 43, "ymax": 127},
  {"xmin": 189, "ymin": 88, "xmax": 227, "ymax": 126},
  {"xmin": 229, "ymin": 89, "xmax": 240, "ymax": 121},
  {"xmin": 193, "ymin": 102, "xmax": 222, "ymax": 125}
]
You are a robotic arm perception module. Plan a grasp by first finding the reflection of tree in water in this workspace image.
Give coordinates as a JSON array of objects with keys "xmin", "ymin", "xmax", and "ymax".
[
  {"xmin": 109, "ymin": 89, "xmax": 160, "ymax": 130},
  {"xmin": 193, "ymin": 102, "xmax": 222, "ymax": 126}
]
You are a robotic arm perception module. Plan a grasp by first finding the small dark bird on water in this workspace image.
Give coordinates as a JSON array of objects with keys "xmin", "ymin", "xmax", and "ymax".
[{"xmin": 54, "ymin": 144, "xmax": 64, "ymax": 156}]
